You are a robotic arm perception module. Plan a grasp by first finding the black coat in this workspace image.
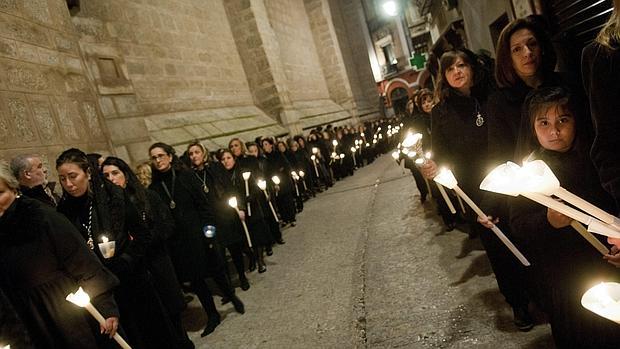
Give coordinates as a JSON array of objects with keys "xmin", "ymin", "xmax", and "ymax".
[
  {"xmin": 510, "ymin": 148, "xmax": 620, "ymax": 347},
  {"xmin": 582, "ymin": 42, "xmax": 620, "ymax": 213},
  {"xmin": 0, "ymin": 197, "xmax": 119, "ymax": 349},
  {"xmin": 149, "ymin": 168, "xmax": 220, "ymax": 282},
  {"xmin": 234, "ymin": 157, "xmax": 273, "ymax": 246},
  {"xmin": 431, "ymin": 90, "xmax": 489, "ymax": 204}
]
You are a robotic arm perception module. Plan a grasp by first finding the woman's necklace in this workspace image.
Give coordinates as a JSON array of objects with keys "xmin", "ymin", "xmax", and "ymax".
[
  {"xmin": 474, "ymin": 99, "xmax": 485, "ymax": 127},
  {"xmin": 83, "ymin": 201, "xmax": 94, "ymax": 249},
  {"xmin": 161, "ymin": 169, "xmax": 177, "ymax": 209},
  {"xmin": 194, "ymin": 168, "xmax": 209, "ymax": 193}
]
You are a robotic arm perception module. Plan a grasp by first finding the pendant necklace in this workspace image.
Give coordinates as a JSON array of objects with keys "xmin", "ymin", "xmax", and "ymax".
[
  {"xmin": 474, "ymin": 99, "xmax": 485, "ymax": 127},
  {"xmin": 161, "ymin": 169, "xmax": 177, "ymax": 209},
  {"xmin": 195, "ymin": 169, "xmax": 209, "ymax": 193},
  {"xmin": 83, "ymin": 201, "xmax": 94, "ymax": 249}
]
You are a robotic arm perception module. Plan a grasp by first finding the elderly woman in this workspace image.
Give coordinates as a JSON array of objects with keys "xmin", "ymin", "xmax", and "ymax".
[{"xmin": 0, "ymin": 160, "xmax": 120, "ymax": 348}]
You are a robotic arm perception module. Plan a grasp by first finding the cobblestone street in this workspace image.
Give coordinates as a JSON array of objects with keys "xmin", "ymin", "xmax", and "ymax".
[{"xmin": 188, "ymin": 154, "xmax": 554, "ymax": 348}]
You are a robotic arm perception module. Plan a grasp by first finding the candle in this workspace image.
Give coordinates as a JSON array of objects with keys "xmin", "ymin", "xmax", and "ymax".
[
  {"xmin": 570, "ymin": 221, "xmax": 609, "ymax": 255},
  {"xmin": 66, "ymin": 287, "xmax": 132, "ymax": 349},
  {"xmin": 436, "ymin": 183, "xmax": 457, "ymax": 214},
  {"xmin": 310, "ymin": 155, "xmax": 319, "ymax": 177},
  {"xmin": 242, "ymin": 171, "xmax": 251, "ymax": 197},
  {"xmin": 435, "ymin": 168, "xmax": 530, "ymax": 266},
  {"xmin": 228, "ymin": 197, "xmax": 253, "ymax": 248},
  {"xmin": 299, "ymin": 170, "xmax": 308, "ymax": 191},
  {"xmin": 258, "ymin": 179, "xmax": 280, "ymax": 222},
  {"xmin": 581, "ymin": 282, "xmax": 620, "ymax": 324},
  {"xmin": 456, "ymin": 194, "xmax": 467, "ymax": 214},
  {"xmin": 350, "ymin": 147, "xmax": 357, "ymax": 167},
  {"xmin": 291, "ymin": 172, "xmax": 300, "ymax": 196},
  {"xmin": 97, "ymin": 235, "xmax": 115, "ymax": 259}
]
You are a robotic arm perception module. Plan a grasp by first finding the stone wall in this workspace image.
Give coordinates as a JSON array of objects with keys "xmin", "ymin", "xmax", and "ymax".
[
  {"xmin": 1, "ymin": 0, "xmax": 380, "ymax": 168},
  {"xmin": 0, "ymin": 0, "xmax": 111, "ymax": 172}
]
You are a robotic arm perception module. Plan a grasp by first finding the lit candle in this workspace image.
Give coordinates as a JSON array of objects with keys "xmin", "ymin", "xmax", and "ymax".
[
  {"xmin": 97, "ymin": 235, "xmax": 115, "ymax": 259},
  {"xmin": 310, "ymin": 155, "xmax": 319, "ymax": 177},
  {"xmin": 228, "ymin": 197, "xmax": 253, "ymax": 248},
  {"xmin": 581, "ymin": 282, "xmax": 620, "ymax": 324},
  {"xmin": 242, "ymin": 172, "xmax": 251, "ymax": 196},
  {"xmin": 66, "ymin": 287, "xmax": 132, "ymax": 349},
  {"xmin": 291, "ymin": 171, "xmax": 300, "ymax": 196},
  {"xmin": 435, "ymin": 168, "xmax": 530, "ymax": 266},
  {"xmin": 258, "ymin": 179, "xmax": 279, "ymax": 222},
  {"xmin": 350, "ymin": 147, "xmax": 357, "ymax": 167},
  {"xmin": 299, "ymin": 170, "xmax": 308, "ymax": 191}
]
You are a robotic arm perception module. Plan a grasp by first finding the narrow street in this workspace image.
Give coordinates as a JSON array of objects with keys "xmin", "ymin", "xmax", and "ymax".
[{"xmin": 187, "ymin": 154, "xmax": 554, "ymax": 348}]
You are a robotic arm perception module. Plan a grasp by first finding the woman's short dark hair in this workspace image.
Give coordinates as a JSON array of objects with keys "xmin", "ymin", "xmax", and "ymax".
[
  {"xmin": 415, "ymin": 88, "xmax": 434, "ymax": 111},
  {"xmin": 495, "ymin": 16, "xmax": 556, "ymax": 88},
  {"xmin": 149, "ymin": 142, "xmax": 175, "ymax": 156},
  {"xmin": 56, "ymin": 148, "xmax": 90, "ymax": 173}
]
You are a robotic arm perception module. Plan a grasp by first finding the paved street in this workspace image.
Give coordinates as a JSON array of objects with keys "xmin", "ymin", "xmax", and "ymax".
[{"xmin": 187, "ymin": 154, "xmax": 554, "ymax": 348}]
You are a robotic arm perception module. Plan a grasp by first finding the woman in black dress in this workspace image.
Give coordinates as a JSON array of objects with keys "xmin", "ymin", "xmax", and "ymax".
[
  {"xmin": 0, "ymin": 160, "xmax": 120, "ymax": 349},
  {"xmin": 149, "ymin": 142, "xmax": 244, "ymax": 338},
  {"xmin": 261, "ymin": 138, "xmax": 297, "ymax": 227},
  {"xmin": 56, "ymin": 148, "xmax": 177, "ymax": 349},
  {"xmin": 421, "ymin": 49, "xmax": 532, "ymax": 331},
  {"xmin": 101, "ymin": 156, "xmax": 194, "ymax": 349},
  {"xmin": 510, "ymin": 87, "xmax": 620, "ymax": 347}
]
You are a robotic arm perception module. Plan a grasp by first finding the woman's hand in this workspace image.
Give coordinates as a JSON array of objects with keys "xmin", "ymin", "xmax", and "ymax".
[
  {"xmin": 604, "ymin": 245, "xmax": 620, "ymax": 268},
  {"xmin": 238, "ymin": 210, "xmax": 246, "ymax": 221},
  {"xmin": 477, "ymin": 215, "xmax": 499, "ymax": 229},
  {"xmin": 420, "ymin": 160, "xmax": 438, "ymax": 179},
  {"xmin": 547, "ymin": 208, "xmax": 571, "ymax": 228},
  {"xmin": 101, "ymin": 316, "xmax": 119, "ymax": 338}
]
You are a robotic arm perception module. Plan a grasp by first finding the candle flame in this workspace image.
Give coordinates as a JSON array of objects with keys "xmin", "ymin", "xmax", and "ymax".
[
  {"xmin": 299, "ymin": 170, "xmax": 305, "ymax": 177},
  {"xmin": 228, "ymin": 197, "xmax": 238, "ymax": 208},
  {"xmin": 433, "ymin": 168, "xmax": 458, "ymax": 189},
  {"xmin": 407, "ymin": 151, "xmax": 417, "ymax": 158},
  {"xmin": 101, "ymin": 235, "xmax": 108, "ymax": 244},
  {"xmin": 66, "ymin": 287, "xmax": 90, "ymax": 307},
  {"xmin": 479, "ymin": 162, "xmax": 522, "ymax": 196},
  {"xmin": 350, "ymin": 147, "xmax": 356, "ymax": 153},
  {"xmin": 582, "ymin": 282, "xmax": 620, "ymax": 324},
  {"xmin": 312, "ymin": 147, "xmax": 318, "ymax": 154},
  {"xmin": 391, "ymin": 151, "xmax": 399, "ymax": 160},
  {"xmin": 332, "ymin": 140, "xmax": 338, "ymax": 146},
  {"xmin": 242, "ymin": 171, "xmax": 251, "ymax": 180},
  {"xmin": 271, "ymin": 176, "xmax": 280, "ymax": 185},
  {"xmin": 257, "ymin": 179, "xmax": 266, "ymax": 190}
]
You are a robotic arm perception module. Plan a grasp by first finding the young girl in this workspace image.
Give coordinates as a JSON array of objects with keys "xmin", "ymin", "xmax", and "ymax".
[{"xmin": 510, "ymin": 86, "xmax": 620, "ymax": 348}]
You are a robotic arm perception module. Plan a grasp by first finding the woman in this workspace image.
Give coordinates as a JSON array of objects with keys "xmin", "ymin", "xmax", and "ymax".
[
  {"xmin": 101, "ymin": 157, "xmax": 193, "ymax": 349},
  {"xmin": 262, "ymin": 138, "xmax": 297, "ymax": 227},
  {"xmin": 148, "ymin": 142, "xmax": 244, "ymax": 338},
  {"xmin": 510, "ymin": 87, "xmax": 620, "ymax": 347},
  {"xmin": 0, "ymin": 160, "xmax": 121, "ymax": 348},
  {"xmin": 421, "ymin": 49, "xmax": 533, "ymax": 331},
  {"xmin": 56, "ymin": 148, "xmax": 177, "ymax": 349},
  {"xmin": 220, "ymin": 148, "xmax": 272, "ymax": 273},
  {"xmin": 135, "ymin": 161, "xmax": 152, "ymax": 188}
]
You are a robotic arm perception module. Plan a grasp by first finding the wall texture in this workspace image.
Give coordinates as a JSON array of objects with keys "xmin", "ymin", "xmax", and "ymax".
[{"xmin": 1, "ymin": 0, "xmax": 379, "ymax": 168}]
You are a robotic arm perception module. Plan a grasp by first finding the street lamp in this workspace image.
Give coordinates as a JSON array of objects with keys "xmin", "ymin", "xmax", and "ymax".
[{"xmin": 382, "ymin": 0, "xmax": 398, "ymax": 16}]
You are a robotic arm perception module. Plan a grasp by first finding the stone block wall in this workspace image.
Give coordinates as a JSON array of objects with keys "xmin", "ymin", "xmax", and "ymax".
[{"xmin": 0, "ymin": 0, "xmax": 111, "ymax": 173}]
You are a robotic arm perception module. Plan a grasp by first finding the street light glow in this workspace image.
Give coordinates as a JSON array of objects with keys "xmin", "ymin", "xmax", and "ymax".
[{"xmin": 383, "ymin": 0, "xmax": 398, "ymax": 16}]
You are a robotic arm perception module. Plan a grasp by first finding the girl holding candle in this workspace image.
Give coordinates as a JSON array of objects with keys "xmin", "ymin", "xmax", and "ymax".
[
  {"xmin": 149, "ymin": 142, "xmax": 245, "ymax": 338},
  {"xmin": 510, "ymin": 86, "xmax": 620, "ymax": 347},
  {"xmin": 56, "ymin": 148, "xmax": 177, "ymax": 348},
  {"xmin": 101, "ymin": 157, "xmax": 194, "ymax": 349},
  {"xmin": 420, "ymin": 48, "xmax": 533, "ymax": 331},
  {"xmin": 0, "ymin": 160, "xmax": 120, "ymax": 348}
]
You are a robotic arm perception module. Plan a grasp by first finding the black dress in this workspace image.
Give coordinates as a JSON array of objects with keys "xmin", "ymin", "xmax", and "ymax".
[
  {"xmin": 264, "ymin": 150, "xmax": 297, "ymax": 224},
  {"xmin": 582, "ymin": 42, "xmax": 620, "ymax": 213},
  {"xmin": 510, "ymin": 148, "xmax": 620, "ymax": 348},
  {"xmin": 1, "ymin": 197, "xmax": 119, "ymax": 349}
]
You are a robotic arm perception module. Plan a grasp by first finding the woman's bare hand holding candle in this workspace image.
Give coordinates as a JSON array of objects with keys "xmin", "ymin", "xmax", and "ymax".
[
  {"xmin": 101, "ymin": 316, "xmax": 119, "ymax": 338},
  {"xmin": 477, "ymin": 215, "xmax": 499, "ymax": 229},
  {"xmin": 547, "ymin": 208, "xmax": 572, "ymax": 228},
  {"xmin": 420, "ymin": 159, "xmax": 438, "ymax": 179}
]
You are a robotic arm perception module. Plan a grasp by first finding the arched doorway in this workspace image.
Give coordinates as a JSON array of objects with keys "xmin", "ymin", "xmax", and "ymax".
[{"xmin": 390, "ymin": 87, "xmax": 409, "ymax": 117}]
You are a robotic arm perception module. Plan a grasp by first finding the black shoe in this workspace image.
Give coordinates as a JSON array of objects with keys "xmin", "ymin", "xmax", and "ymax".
[
  {"xmin": 266, "ymin": 247, "xmax": 273, "ymax": 256},
  {"xmin": 221, "ymin": 296, "xmax": 230, "ymax": 305},
  {"xmin": 445, "ymin": 222, "xmax": 456, "ymax": 232},
  {"xmin": 201, "ymin": 316, "xmax": 221, "ymax": 337},
  {"xmin": 231, "ymin": 296, "xmax": 245, "ymax": 314},
  {"xmin": 248, "ymin": 261, "xmax": 257, "ymax": 272},
  {"xmin": 258, "ymin": 264, "xmax": 267, "ymax": 273},
  {"xmin": 276, "ymin": 239, "xmax": 285, "ymax": 245},
  {"xmin": 513, "ymin": 306, "xmax": 534, "ymax": 332},
  {"xmin": 240, "ymin": 278, "xmax": 250, "ymax": 291}
]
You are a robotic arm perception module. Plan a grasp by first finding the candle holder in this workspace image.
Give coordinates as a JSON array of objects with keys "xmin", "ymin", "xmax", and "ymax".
[
  {"xmin": 581, "ymin": 282, "xmax": 620, "ymax": 324},
  {"xmin": 66, "ymin": 287, "xmax": 132, "ymax": 349},
  {"xmin": 228, "ymin": 197, "xmax": 253, "ymax": 248},
  {"xmin": 435, "ymin": 168, "xmax": 530, "ymax": 266},
  {"xmin": 97, "ymin": 236, "xmax": 115, "ymax": 259}
]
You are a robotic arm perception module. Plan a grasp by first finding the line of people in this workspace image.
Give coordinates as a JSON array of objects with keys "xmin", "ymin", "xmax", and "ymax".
[
  {"xmin": 398, "ymin": 11, "xmax": 620, "ymax": 349},
  {"xmin": 0, "ymin": 119, "xmax": 396, "ymax": 348}
]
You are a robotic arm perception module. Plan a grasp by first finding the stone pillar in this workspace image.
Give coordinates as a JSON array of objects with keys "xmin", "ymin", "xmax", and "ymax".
[
  {"xmin": 224, "ymin": 0, "xmax": 303, "ymax": 134},
  {"xmin": 304, "ymin": 0, "xmax": 359, "ymax": 123}
]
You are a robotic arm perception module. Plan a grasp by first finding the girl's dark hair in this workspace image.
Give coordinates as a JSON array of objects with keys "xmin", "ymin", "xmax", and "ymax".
[
  {"xmin": 56, "ymin": 148, "xmax": 103, "ymax": 196},
  {"xmin": 216, "ymin": 148, "xmax": 235, "ymax": 162},
  {"xmin": 519, "ymin": 86, "xmax": 589, "ymax": 157},
  {"xmin": 261, "ymin": 137, "xmax": 275, "ymax": 146},
  {"xmin": 434, "ymin": 48, "xmax": 487, "ymax": 101},
  {"xmin": 276, "ymin": 141, "xmax": 288, "ymax": 151},
  {"xmin": 495, "ymin": 16, "xmax": 556, "ymax": 88},
  {"xmin": 102, "ymin": 156, "xmax": 151, "ymax": 218}
]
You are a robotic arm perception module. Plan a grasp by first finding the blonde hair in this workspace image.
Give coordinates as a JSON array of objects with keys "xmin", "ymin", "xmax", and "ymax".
[
  {"xmin": 596, "ymin": 5, "xmax": 620, "ymax": 49},
  {"xmin": 135, "ymin": 161, "xmax": 152, "ymax": 188},
  {"xmin": 0, "ymin": 160, "xmax": 20, "ymax": 190}
]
